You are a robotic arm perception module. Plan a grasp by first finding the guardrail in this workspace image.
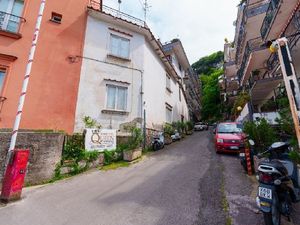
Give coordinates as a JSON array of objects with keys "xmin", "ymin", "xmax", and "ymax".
[
  {"xmin": 0, "ymin": 11, "xmax": 26, "ymax": 33},
  {"xmin": 88, "ymin": 0, "xmax": 145, "ymax": 27},
  {"xmin": 237, "ymin": 37, "xmax": 264, "ymax": 81},
  {"xmin": 260, "ymin": 0, "xmax": 281, "ymax": 40}
]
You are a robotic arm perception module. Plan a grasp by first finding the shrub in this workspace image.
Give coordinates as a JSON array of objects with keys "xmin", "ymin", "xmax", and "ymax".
[
  {"xmin": 243, "ymin": 118, "xmax": 276, "ymax": 152},
  {"xmin": 164, "ymin": 123, "xmax": 175, "ymax": 135},
  {"xmin": 63, "ymin": 134, "xmax": 85, "ymax": 163},
  {"xmin": 82, "ymin": 116, "xmax": 101, "ymax": 129},
  {"xmin": 186, "ymin": 121, "xmax": 194, "ymax": 131},
  {"xmin": 125, "ymin": 127, "xmax": 143, "ymax": 151}
]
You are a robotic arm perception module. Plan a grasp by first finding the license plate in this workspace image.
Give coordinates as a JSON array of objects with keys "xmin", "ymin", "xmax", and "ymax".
[
  {"xmin": 239, "ymin": 153, "xmax": 245, "ymax": 157},
  {"xmin": 258, "ymin": 187, "xmax": 272, "ymax": 200},
  {"xmin": 230, "ymin": 146, "xmax": 239, "ymax": 150}
]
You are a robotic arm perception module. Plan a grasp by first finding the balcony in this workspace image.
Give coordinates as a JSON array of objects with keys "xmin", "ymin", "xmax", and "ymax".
[
  {"xmin": 260, "ymin": 0, "xmax": 281, "ymax": 40},
  {"xmin": 88, "ymin": 0, "xmax": 146, "ymax": 27},
  {"xmin": 235, "ymin": 1, "xmax": 269, "ymax": 64},
  {"xmin": 0, "ymin": 11, "xmax": 26, "ymax": 38},
  {"xmin": 237, "ymin": 37, "xmax": 265, "ymax": 82}
]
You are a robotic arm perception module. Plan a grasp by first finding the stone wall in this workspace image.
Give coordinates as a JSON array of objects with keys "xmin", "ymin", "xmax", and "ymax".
[{"xmin": 0, "ymin": 132, "xmax": 64, "ymax": 187}]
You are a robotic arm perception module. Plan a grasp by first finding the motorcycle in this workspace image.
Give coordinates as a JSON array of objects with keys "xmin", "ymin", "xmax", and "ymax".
[
  {"xmin": 256, "ymin": 142, "xmax": 300, "ymax": 225},
  {"xmin": 152, "ymin": 132, "xmax": 164, "ymax": 151}
]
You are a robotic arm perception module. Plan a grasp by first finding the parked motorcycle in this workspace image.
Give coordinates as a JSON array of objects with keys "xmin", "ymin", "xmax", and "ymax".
[
  {"xmin": 256, "ymin": 142, "xmax": 300, "ymax": 225},
  {"xmin": 152, "ymin": 132, "xmax": 164, "ymax": 151}
]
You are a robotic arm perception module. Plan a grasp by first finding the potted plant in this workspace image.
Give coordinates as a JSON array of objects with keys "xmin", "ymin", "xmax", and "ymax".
[
  {"xmin": 123, "ymin": 127, "xmax": 143, "ymax": 162},
  {"xmin": 163, "ymin": 123, "xmax": 174, "ymax": 145},
  {"xmin": 186, "ymin": 121, "xmax": 194, "ymax": 135}
]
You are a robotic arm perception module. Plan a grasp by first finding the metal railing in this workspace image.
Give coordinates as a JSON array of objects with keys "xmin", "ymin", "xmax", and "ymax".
[
  {"xmin": 260, "ymin": 0, "xmax": 281, "ymax": 40},
  {"xmin": 0, "ymin": 11, "xmax": 25, "ymax": 34},
  {"xmin": 237, "ymin": 37, "xmax": 265, "ymax": 81},
  {"xmin": 235, "ymin": 2, "xmax": 268, "ymax": 64},
  {"xmin": 88, "ymin": 0, "xmax": 146, "ymax": 27}
]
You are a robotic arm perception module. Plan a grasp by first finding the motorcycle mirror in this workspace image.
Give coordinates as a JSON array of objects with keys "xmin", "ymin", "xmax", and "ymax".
[{"xmin": 249, "ymin": 140, "xmax": 255, "ymax": 146}]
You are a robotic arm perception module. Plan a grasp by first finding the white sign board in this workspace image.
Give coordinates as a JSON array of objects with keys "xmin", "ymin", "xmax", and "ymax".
[{"xmin": 85, "ymin": 129, "xmax": 117, "ymax": 152}]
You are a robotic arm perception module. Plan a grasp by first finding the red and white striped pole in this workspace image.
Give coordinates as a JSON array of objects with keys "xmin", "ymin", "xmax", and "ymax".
[{"xmin": 4, "ymin": 0, "xmax": 46, "ymax": 167}]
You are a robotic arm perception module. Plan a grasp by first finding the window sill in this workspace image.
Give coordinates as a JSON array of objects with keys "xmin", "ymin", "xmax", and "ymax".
[
  {"xmin": 166, "ymin": 87, "xmax": 173, "ymax": 93},
  {"xmin": 102, "ymin": 109, "xmax": 129, "ymax": 115},
  {"xmin": 0, "ymin": 29, "xmax": 22, "ymax": 39},
  {"xmin": 107, "ymin": 54, "xmax": 131, "ymax": 62}
]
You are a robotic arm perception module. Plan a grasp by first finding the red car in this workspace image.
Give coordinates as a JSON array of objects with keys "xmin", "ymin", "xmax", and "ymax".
[{"xmin": 214, "ymin": 122, "xmax": 245, "ymax": 153}]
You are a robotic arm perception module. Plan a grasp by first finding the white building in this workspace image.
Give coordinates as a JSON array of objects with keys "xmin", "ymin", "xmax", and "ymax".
[{"xmin": 74, "ymin": 4, "xmax": 190, "ymax": 132}]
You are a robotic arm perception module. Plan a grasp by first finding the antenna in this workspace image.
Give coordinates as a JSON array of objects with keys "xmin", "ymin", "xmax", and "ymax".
[
  {"xmin": 118, "ymin": 0, "xmax": 122, "ymax": 11},
  {"xmin": 143, "ymin": 0, "xmax": 151, "ymax": 22}
]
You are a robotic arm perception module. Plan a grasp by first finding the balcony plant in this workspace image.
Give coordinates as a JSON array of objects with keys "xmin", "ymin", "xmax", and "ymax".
[{"xmin": 123, "ymin": 127, "xmax": 143, "ymax": 162}]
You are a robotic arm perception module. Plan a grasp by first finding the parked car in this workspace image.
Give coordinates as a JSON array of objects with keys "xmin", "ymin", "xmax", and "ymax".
[
  {"xmin": 194, "ymin": 122, "xmax": 208, "ymax": 131},
  {"xmin": 214, "ymin": 122, "xmax": 245, "ymax": 153}
]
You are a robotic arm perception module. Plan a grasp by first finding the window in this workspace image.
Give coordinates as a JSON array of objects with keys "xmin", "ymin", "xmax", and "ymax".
[
  {"xmin": 106, "ymin": 85, "xmax": 128, "ymax": 111},
  {"xmin": 110, "ymin": 34, "xmax": 130, "ymax": 59},
  {"xmin": 50, "ymin": 12, "xmax": 62, "ymax": 24},
  {"xmin": 166, "ymin": 74, "xmax": 171, "ymax": 92},
  {"xmin": 0, "ymin": 69, "xmax": 6, "ymax": 93},
  {"xmin": 166, "ymin": 107, "xmax": 172, "ymax": 123},
  {"xmin": 0, "ymin": 0, "xmax": 24, "ymax": 33}
]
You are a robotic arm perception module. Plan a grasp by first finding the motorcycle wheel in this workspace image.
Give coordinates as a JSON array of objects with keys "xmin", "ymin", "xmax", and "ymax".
[
  {"xmin": 153, "ymin": 142, "xmax": 160, "ymax": 151},
  {"xmin": 263, "ymin": 204, "xmax": 281, "ymax": 225}
]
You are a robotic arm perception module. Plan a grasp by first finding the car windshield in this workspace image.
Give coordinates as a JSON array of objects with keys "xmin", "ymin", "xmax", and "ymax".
[{"xmin": 217, "ymin": 123, "xmax": 243, "ymax": 134}]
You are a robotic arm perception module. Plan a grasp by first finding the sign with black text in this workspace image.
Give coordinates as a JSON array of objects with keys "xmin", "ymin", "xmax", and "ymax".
[{"xmin": 85, "ymin": 129, "xmax": 117, "ymax": 152}]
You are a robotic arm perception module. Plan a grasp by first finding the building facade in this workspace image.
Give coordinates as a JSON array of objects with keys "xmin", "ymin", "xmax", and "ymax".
[
  {"xmin": 223, "ymin": 0, "xmax": 300, "ymax": 123},
  {"xmin": 0, "ymin": 0, "xmax": 88, "ymax": 133},
  {"xmin": 73, "ymin": 3, "xmax": 190, "ymax": 132}
]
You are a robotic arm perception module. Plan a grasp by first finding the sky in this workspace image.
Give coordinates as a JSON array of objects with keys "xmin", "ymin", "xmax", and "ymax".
[{"xmin": 103, "ymin": 0, "xmax": 240, "ymax": 64}]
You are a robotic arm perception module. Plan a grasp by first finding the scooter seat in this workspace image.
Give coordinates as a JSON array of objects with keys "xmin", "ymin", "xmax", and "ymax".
[{"xmin": 259, "ymin": 159, "xmax": 289, "ymax": 176}]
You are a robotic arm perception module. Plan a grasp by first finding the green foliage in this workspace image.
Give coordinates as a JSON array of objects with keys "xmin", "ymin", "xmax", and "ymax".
[
  {"xmin": 63, "ymin": 134, "xmax": 85, "ymax": 163},
  {"xmin": 243, "ymin": 119, "xmax": 277, "ymax": 152},
  {"xmin": 200, "ymin": 68, "xmax": 224, "ymax": 121},
  {"xmin": 82, "ymin": 116, "xmax": 101, "ymax": 129},
  {"xmin": 164, "ymin": 123, "xmax": 175, "ymax": 135},
  {"xmin": 101, "ymin": 161, "xmax": 130, "ymax": 171},
  {"xmin": 231, "ymin": 92, "xmax": 250, "ymax": 116},
  {"xmin": 103, "ymin": 150, "xmax": 122, "ymax": 165},
  {"xmin": 126, "ymin": 127, "xmax": 143, "ymax": 151},
  {"xmin": 192, "ymin": 51, "xmax": 224, "ymax": 75},
  {"xmin": 186, "ymin": 121, "xmax": 194, "ymax": 131},
  {"xmin": 289, "ymin": 151, "xmax": 300, "ymax": 164}
]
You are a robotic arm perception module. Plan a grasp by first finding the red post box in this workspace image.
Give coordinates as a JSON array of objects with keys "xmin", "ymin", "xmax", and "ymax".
[{"xmin": 1, "ymin": 149, "xmax": 30, "ymax": 202}]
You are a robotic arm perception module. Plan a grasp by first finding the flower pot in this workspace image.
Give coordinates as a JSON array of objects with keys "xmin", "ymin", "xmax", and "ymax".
[
  {"xmin": 164, "ymin": 134, "xmax": 173, "ymax": 145},
  {"xmin": 123, "ymin": 148, "xmax": 142, "ymax": 162}
]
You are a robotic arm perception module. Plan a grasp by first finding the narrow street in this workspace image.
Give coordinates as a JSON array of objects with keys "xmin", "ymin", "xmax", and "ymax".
[{"xmin": 0, "ymin": 131, "xmax": 298, "ymax": 225}]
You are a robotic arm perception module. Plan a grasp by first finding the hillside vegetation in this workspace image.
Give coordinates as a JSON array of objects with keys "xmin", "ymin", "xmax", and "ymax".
[{"xmin": 192, "ymin": 51, "xmax": 224, "ymax": 122}]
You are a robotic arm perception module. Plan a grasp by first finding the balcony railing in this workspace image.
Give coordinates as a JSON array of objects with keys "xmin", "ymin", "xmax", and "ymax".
[
  {"xmin": 260, "ymin": 0, "xmax": 281, "ymax": 40},
  {"xmin": 237, "ymin": 37, "xmax": 265, "ymax": 82},
  {"xmin": 235, "ymin": 2, "xmax": 269, "ymax": 63},
  {"xmin": 0, "ymin": 11, "xmax": 25, "ymax": 34},
  {"xmin": 88, "ymin": 0, "xmax": 146, "ymax": 27}
]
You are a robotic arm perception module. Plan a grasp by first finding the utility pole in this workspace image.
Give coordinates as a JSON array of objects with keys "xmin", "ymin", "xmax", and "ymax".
[
  {"xmin": 143, "ymin": 0, "xmax": 151, "ymax": 23},
  {"xmin": 118, "ymin": 0, "xmax": 122, "ymax": 11}
]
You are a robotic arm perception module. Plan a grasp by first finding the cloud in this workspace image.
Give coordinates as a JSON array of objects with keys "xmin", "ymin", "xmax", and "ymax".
[{"xmin": 103, "ymin": 0, "xmax": 239, "ymax": 63}]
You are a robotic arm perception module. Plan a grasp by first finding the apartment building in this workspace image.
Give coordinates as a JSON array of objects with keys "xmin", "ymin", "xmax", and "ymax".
[
  {"xmin": 73, "ymin": 2, "xmax": 190, "ymax": 132},
  {"xmin": 224, "ymin": 0, "xmax": 300, "ymax": 123},
  {"xmin": 0, "ymin": 0, "xmax": 88, "ymax": 133}
]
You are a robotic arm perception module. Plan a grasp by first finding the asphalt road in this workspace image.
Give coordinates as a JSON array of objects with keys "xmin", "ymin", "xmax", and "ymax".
[{"xmin": 0, "ymin": 131, "xmax": 298, "ymax": 225}]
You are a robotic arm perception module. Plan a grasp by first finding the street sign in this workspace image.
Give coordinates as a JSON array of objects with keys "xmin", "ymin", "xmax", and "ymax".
[{"xmin": 85, "ymin": 129, "xmax": 117, "ymax": 152}]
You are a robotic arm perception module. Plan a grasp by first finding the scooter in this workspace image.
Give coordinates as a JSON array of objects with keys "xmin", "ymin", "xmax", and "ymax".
[
  {"xmin": 256, "ymin": 142, "xmax": 300, "ymax": 225},
  {"xmin": 152, "ymin": 132, "xmax": 164, "ymax": 151}
]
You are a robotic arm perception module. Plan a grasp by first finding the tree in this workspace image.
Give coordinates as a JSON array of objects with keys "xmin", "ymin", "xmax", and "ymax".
[{"xmin": 192, "ymin": 51, "xmax": 224, "ymax": 75}]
